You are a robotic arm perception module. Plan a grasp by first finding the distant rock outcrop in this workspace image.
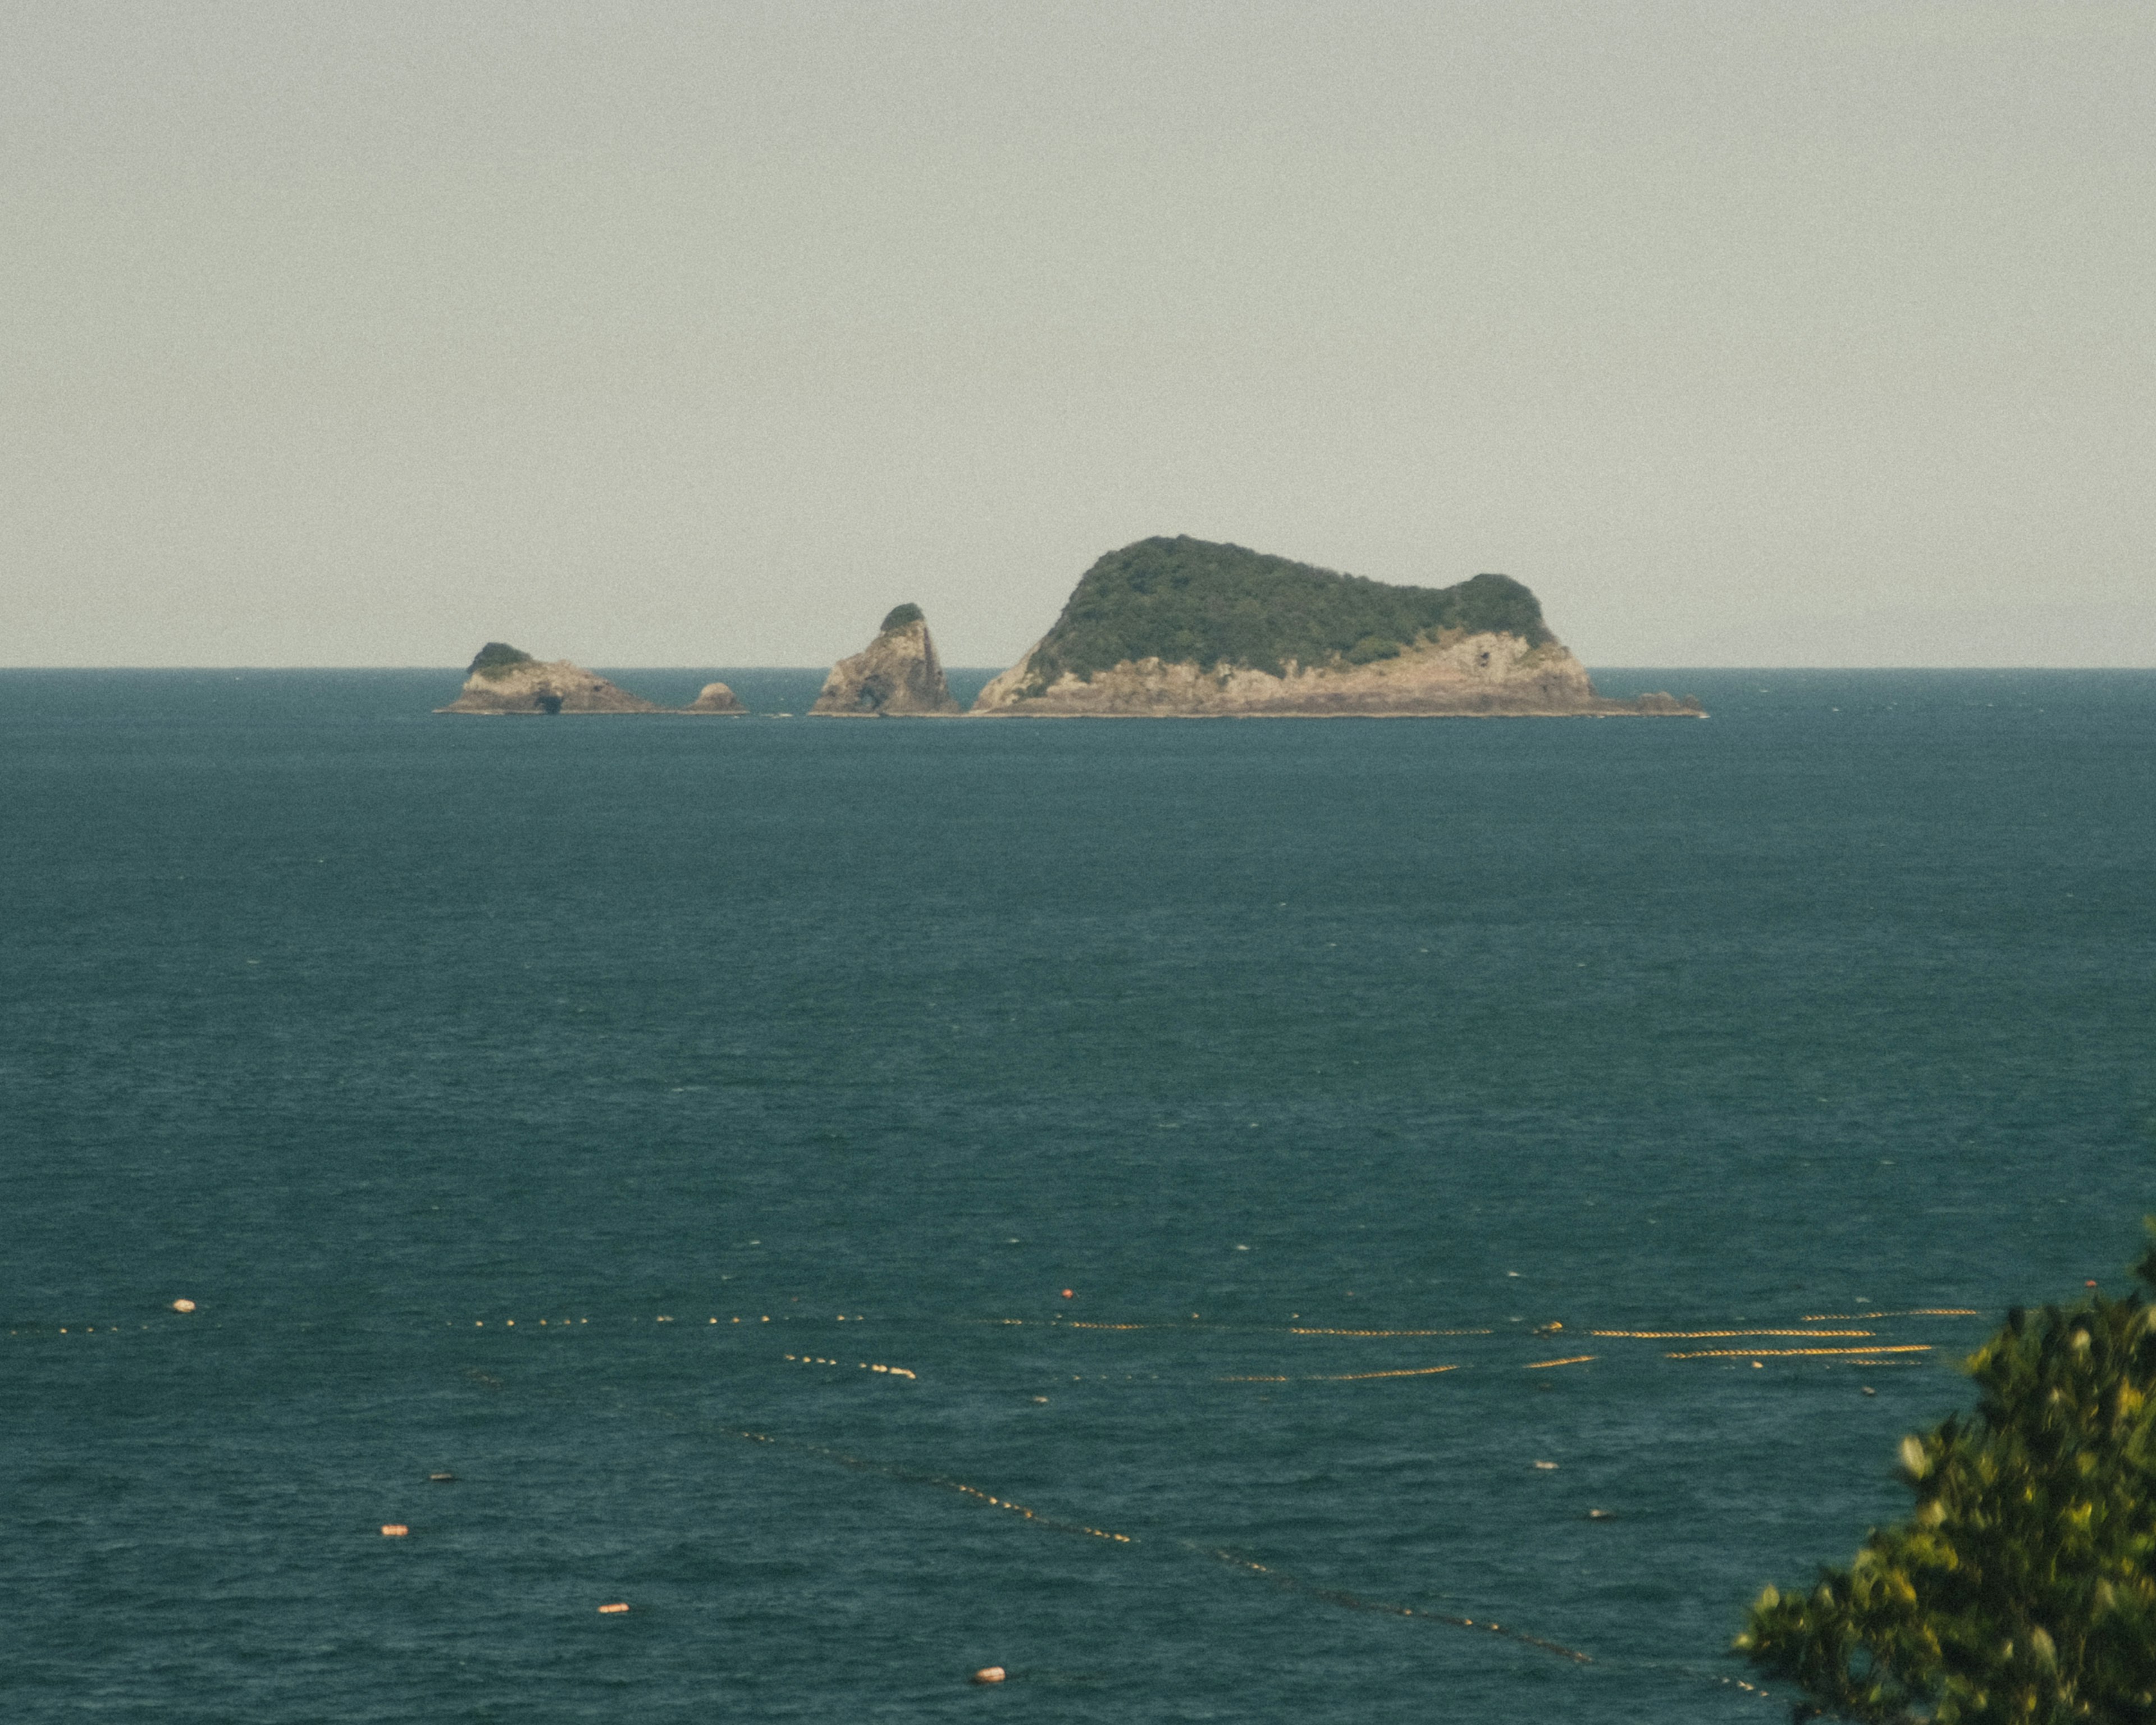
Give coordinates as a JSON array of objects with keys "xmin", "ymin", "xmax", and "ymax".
[
  {"xmin": 436, "ymin": 643, "xmax": 663, "ymax": 714},
  {"xmin": 684, "ymin": 681, "xmax": 748, "ymax": 714},
  {"xmin": 971, "ymin": 539, "xmax": 1703, "ymax": 718},
  {"xmin": 809, "ymin": 605, "xmax": 962, "ymax": 717}
]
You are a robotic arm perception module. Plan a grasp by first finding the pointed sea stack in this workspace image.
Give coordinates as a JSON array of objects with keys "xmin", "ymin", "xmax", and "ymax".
[
  {"xmin": 971, "ymin": 538, "xmax": 1703, "ymax": 718},
  {"xmin": 683, "ymin": 681, "xmax": 748, "ymax": 714},
  {"xmin": 436, "ymin": 643, "xmax": 663, "ymax": 714},
  {"xmin": 808, "ymin": 605, "xmax": 962, "ymax": 717}
]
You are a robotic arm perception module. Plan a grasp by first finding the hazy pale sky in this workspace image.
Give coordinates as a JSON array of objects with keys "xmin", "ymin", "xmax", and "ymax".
[{"xmin": 4, "ymin": 1, "xmax": 2151, "ymax": 668}]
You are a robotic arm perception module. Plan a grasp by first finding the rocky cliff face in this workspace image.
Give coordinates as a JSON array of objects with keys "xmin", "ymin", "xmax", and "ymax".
[
  {"xmin": 809, "ymin": 606, "xmax": 962, "ymax": 716},
  {"xmin": 684, "ymin": 681, "xmax": 748, "ymax": 714},
  {"xmin": 437, "ymin": 645, "xmax": 663, "ymax": 714},
  {"xmin": 971, "ymin": 630, "xmax": 1701, "ymax": 718}
]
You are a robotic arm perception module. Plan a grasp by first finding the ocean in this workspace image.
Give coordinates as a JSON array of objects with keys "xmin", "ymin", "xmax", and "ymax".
[{"xmin": 3, "ymin": 667, "xmax": 2152, "ymax": 1722}]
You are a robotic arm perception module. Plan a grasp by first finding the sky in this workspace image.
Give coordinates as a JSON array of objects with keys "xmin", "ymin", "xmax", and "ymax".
[{"xmin": 3, "ymin": 1, "xmax": 2151, "ymax": 668}]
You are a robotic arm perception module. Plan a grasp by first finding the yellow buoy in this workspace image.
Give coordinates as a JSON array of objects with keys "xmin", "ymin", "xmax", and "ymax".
[
  {"xmin": 970, "ymin": 1665, "xmax": 1006, "ymax": 1685},
  {"xmin": 598, "ymin": 1602, "xmax": 629, "ymax": 1615},
  {"xmin": 381, "ymin": 1523, "xmax": 409, "ymax": 1537},
  {"xmin": 172, "ymin": 1299, "xmax": 197, "ymax": 1313}
]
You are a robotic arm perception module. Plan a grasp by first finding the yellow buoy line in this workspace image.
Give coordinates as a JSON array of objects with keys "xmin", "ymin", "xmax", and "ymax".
[
  {"xmin": 1202, "ymin": 1546, "xmax": 1592, "ymax": 1664},
  {"xmin": 1223, "ymin": 1356, "xmax": 1603, "ymax": 1380},
  {"xmin": 1221, "ymin": 1363, "xmax": 1465, "ymax": 1382},
  {"xmin": 1002, "ymin": 1319, "xmax": 1497, "ymax": 1336},
  {"xmin": 1666, "ymin": 1344, "xmax": 1934, "ymax": 1359},
  {"xmin": 966, "ymin": 1308, "xmax": 1974, "ymax": 1344},
  {"xmin": 1591, "ymin": 1329, "xmax": 1873, "ymax": 1340},
  {"xmin": 4, "ymin": 1304, "xmax": 1975, "ymax": 1358}
]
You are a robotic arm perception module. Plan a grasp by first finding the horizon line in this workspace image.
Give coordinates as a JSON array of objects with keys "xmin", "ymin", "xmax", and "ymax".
[{"xmin": 4, "ymin": 664, "xmax": 2155, "ymax": 676}]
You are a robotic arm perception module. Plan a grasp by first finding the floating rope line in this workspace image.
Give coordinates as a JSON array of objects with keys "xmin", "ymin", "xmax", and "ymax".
[
  {"xmin": 1289, "ymin": 1327, "xmax": 1494, "ymax": 1338},
  {"xmin": 999, "ymin": 1319, "xmax": 1502, "ymax": 1335},
  {"xmin": 1524, "ymin": 1356, "xmax": 1596, "ymax": 1369},
  {"xmin": 1592, "ymin": 1329, "xmax": 1872, "ymax": 1340},
  {"xmin": 638, "ymin": 1403, "xmax": 1788, "ymax": 1709},
  {"xmin": 1801, "ymin": 1309, "xmax": 1979, "ymax": 1321},
  {"xmin": 1666, "ymin": 1344, "xmax": 1934, "ymax": 1359},
  {"xmin": 1203, "ymin": 1548, "xmax": 1591, "ymax": 1664},
  {"xmin": 714, "ymin": 1421, "xmax": 1582, "ymax": 1665},
  {"xmin": 782, "ymin": 1353, "xmax": 917, "ymax": 1379},
  {"xmin": 709, "ymin": 1421, "xmax": 1597, "ymax": 1669},
  {"xmin": 1222, "ymin": 1364, "xmax": 1463, "ymax": 1382},
  {"xmin": 725, "ymin": 1429, "xmax": 1134, "ymax": 1544}
]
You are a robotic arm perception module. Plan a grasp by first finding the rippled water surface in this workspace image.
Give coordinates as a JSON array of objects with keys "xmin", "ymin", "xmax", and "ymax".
[{"xmin": 4, "ymin": 668, "xmax": 2152, "ymax": 1721}]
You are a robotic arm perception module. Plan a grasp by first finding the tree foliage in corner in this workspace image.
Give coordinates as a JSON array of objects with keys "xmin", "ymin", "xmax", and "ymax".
[
  {"xmin": 1736, "ymin": 1222, "xmax": 2156, "ymax": 1722},
  {"xmin": 1019, "ymin": 536, "xmax": 1551, "ymax": 690}
]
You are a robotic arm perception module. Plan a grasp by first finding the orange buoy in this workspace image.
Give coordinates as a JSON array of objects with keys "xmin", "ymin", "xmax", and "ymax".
[
  {"xmin": 970, "ymin": 1665, "xmax": 1007, "ymax": 1685},
  {"xmin": 381, "ymin": 1523, "xmax": 409, "ymax": 1537},
  {"xmin": 172, "ymin": 1299, "xmax": 197, "ymax": 1313},
  {"xmin": 598, "ymin": 1602, "xmax": 629, "ymax": 1615},
  {"xmin": 1060, "ymin": 1289, "xmax": 1073, "ymax": 1299}
]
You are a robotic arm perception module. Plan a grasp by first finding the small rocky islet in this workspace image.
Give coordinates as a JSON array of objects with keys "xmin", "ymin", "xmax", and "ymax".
[
  {"xmin": 438, "ymin": 537, "xmax": 1702, "ymax": 718},
  {"xmin": 436, "ymin": 644, "xmax": 744, "ymax": 715},
  {"xmin": 808, "ymin": 604, "xmax": 961, "ymax": 716}
]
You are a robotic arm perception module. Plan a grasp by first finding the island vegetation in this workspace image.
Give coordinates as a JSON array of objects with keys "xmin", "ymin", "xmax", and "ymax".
[
  {"xmin": 1009, "ymin": 536, "xmax": 1552, "ymax": 695},
  {"xmin": 879, "ymin": 603, "xmax": 924, "ymax": 632},
  {"xmin": 467, "ymin": 641, "xmax": 536, "ymax": 680}
]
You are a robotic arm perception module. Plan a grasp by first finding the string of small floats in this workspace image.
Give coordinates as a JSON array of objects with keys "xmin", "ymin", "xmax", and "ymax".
[
  {"xmin": 700, "ymin": 1420, "xmax": 1608, "ymax": 1667},
  {"xmin": 8, "ymin": 1302, "xmax": 1981, "ymax": 1373},
  {"xmin": 111, "ymin": 1298, "xmax": 1975, "ymax": 1699}
]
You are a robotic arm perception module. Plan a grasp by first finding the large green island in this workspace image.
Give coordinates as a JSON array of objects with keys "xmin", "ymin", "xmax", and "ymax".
[{"xmin": 971, "ymin": 537, "xmax": 1701, "ymax": 718}]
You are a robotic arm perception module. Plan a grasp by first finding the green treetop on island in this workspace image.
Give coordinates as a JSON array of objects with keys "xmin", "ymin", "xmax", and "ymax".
[
  {"xmin": 1013, "ymin": 536, "xmax": 1552, "ymax": 693},
  {"xmin": 879, "ymin": 603, "xmax": 925, "ymax": 633},
  {"xmin": 1735, "ymin": 1219, "xmax": 2156, "ymax": 1722},
  {"xmin": 468, "ymin": 642, "xmax": 536, "ymax": 680}
]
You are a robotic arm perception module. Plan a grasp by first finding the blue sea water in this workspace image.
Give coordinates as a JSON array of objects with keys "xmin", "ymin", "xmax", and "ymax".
[{"xmin": 2, "ymin": 668, "xmax": 2152, "ymax": 1723}]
